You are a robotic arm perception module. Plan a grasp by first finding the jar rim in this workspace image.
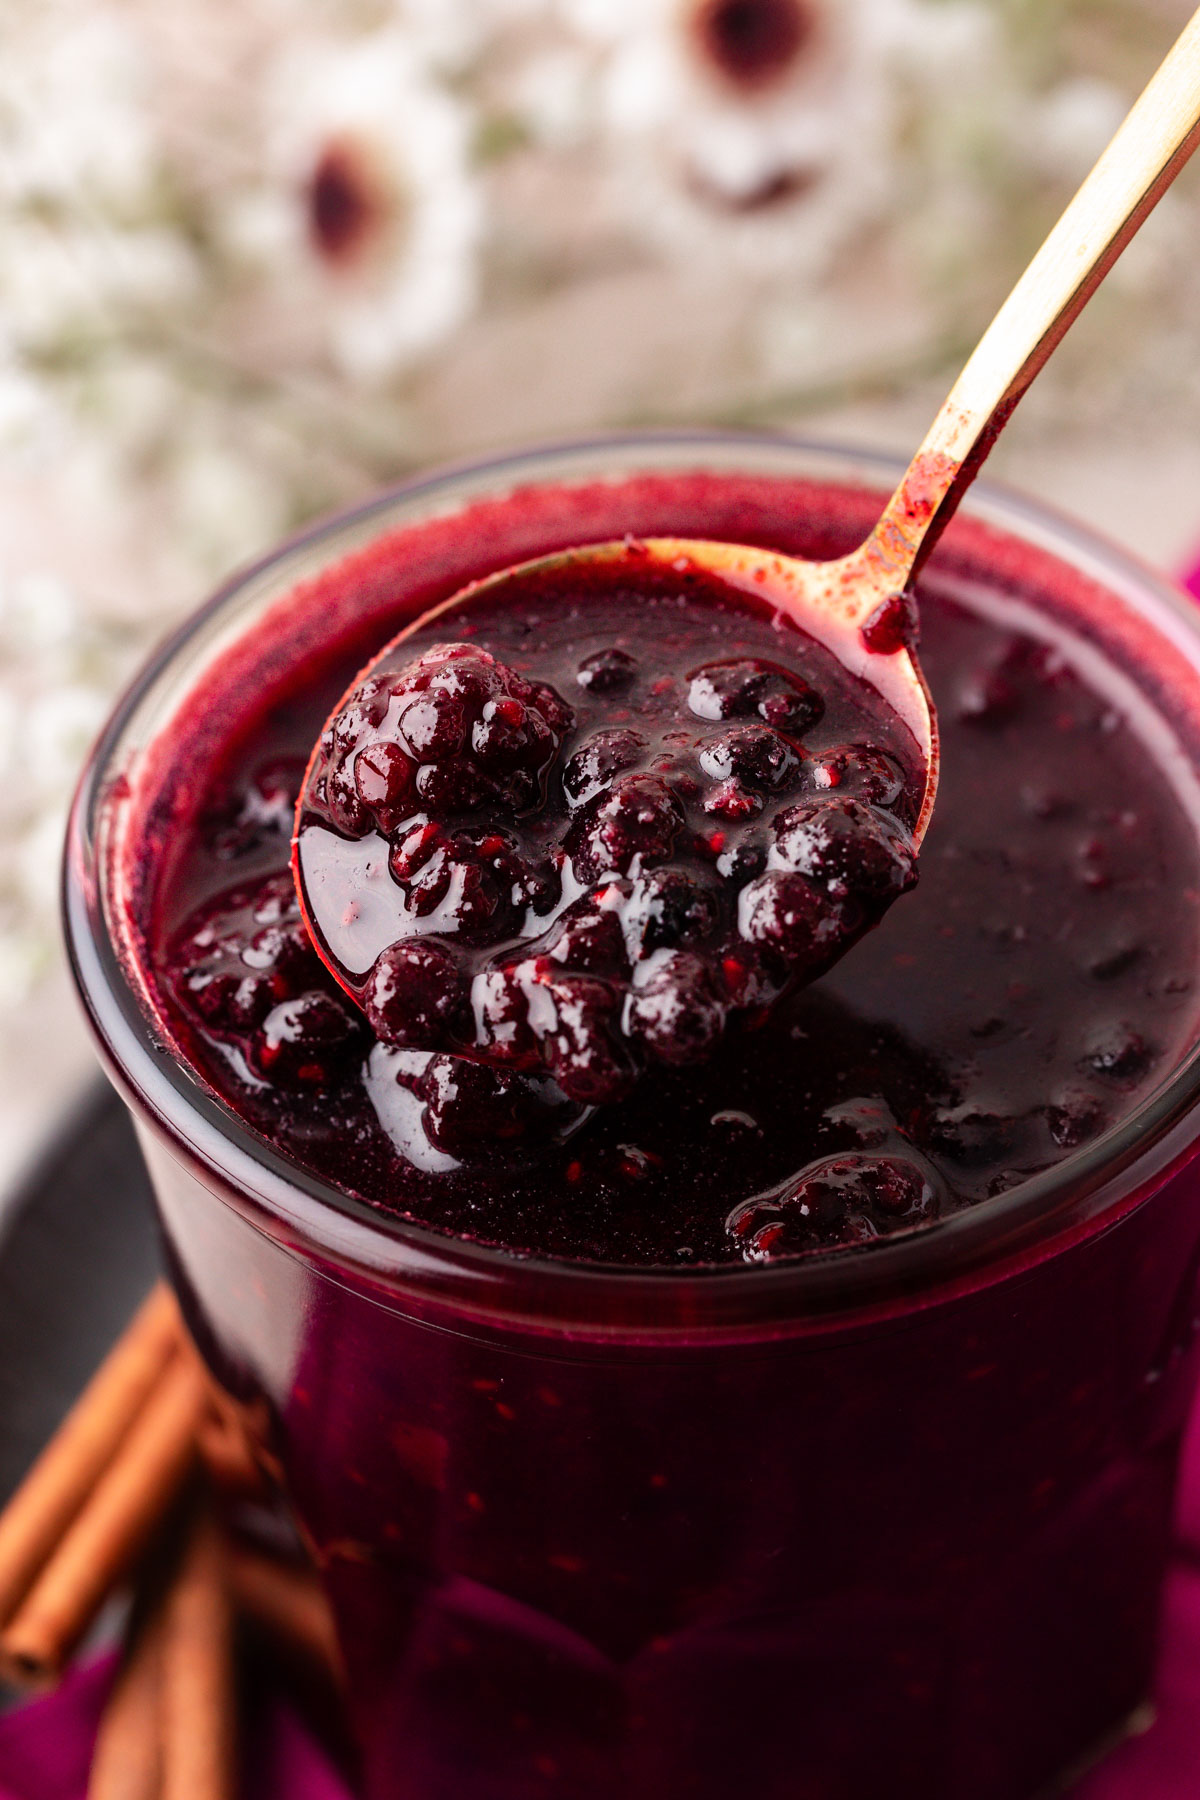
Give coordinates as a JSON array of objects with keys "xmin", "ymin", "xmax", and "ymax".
[{"xmin": 62, "ymin": 429, "xmax": 1200, "ymax": 1340}]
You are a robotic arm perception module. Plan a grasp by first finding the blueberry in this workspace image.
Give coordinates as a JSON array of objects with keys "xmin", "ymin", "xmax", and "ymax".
[
  {"xmin": 365, "ymin": 940, "xmax": 468, "ymax": 1047},
  {"xmin": 353, "ymin": 740, "xmax": 415, "ymax": 820},
  {"xmin": 561, "ymin": 730, "xmax": 647, "ymax": 809},
  {"xmin": 715, "ymin": 839, "xmax": 767, "ymax": 884},
  {"xmin": 420, "ymin": 1056, "xmax": 584, "ymax": 1157},
  {"xmin": 1084, "ymin": 1024, "xmax": 1154, "ymax": 1082},
  {"xmin": 699, "ymin": 724, "xmax": 800, "ymax": 791},
  {"xmin": 473, "ymin": 964, "xmax": 540, "ymax": 1067},
  {"xmin": 208, "ymin": 756, "xmax": 305, "ymax": 860},
  {"xmin": 738, "ymin": 870, "xmax": 839, "ymax": 973},
  {"xmin": 726, "ymin": 1153, "xmax": 940, "ymax": 1262},
  {"xmin": 414, "ymin": 756, "xmax": 498, "ymax": 813},
  {"xmin": 568, "ymin": 773, "xmax": 684, "ymax": 880},
  {"xmin": 1046, "ymin": 1088, "xmax": 1108, "ymax": 1148},
  {"xmin": 244, "ymin": 917, "xmax": 316, "ymax": 986},
  {"xmin": 389, "ymin": 819, "xmax": 445, "ymax": 882},
  {"xmin": 252, "ymin": 989, "xmax": 365, "ymax": 1087},
  {"xmin": 295, "ymin": 607, "xmax": 921, "ymax": 1103},
  {"xmin": 803, "ymin": 744, "xmax": 905, "ymax": 808},
  {"xmin": 548, "ymin": 903, "xmax": 630, "ymax": 976},
  {"xmin": 323, "ymin": 763, "xmax": 371, "ymax": 836},
  {"xmin": 920, "ymin": 1101, "xmax": 1020, "ymax": 1167},
  {"xmin": 687, "ymin": 658, "xmax": 823, "ymax": 734},
  {"xmin": 400, "ymin": 693, "xmax": 468, "ymax": 761},
  {"xmin": 472, "ymin": 698, "xmax": 557, "ymax": 784},
  {"xmin": 576, "ymin": 648, "xmax": 637, "ymax": 694},
  {"xmin": 536, "ymin": 972, "xmax": 634, "ymax": 1105},
  {"xmin": 171, "ymin": 873, "xmax": 332, "ymax": 1040},
  {"xmin": 627, "ymin": 952, "xmax": 725, "ymax": 1067},
  {"xmin": 620, "ymin": 868, "xmax": 719, "ymax": 960},
  {"xmin": 184, "ymin": 968, "xmax": 275, "ymax": 1032},
  {"xmin": 771, "ymin": 798, "xmax": 916, "ymax": 902},
  {"xmin": 314, "ymin": 642, "xmax": 574, "ymax": 836},
  {"xmin": 703, "ymin": 779, "xmax": 763, "ymax": 820}
]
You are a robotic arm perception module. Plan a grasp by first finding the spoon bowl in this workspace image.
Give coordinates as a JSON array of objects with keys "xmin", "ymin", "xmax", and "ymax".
[{"xmin": 354, "ymin": 531, "xmax": 940, "ymax": 839}]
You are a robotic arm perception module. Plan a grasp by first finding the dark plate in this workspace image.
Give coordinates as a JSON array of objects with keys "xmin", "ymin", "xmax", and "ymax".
[
  {"xmin": 0, "ymin": 1079, "xmax": 160, "ymax": 1507},
  {"xmin": 0, "ymin": 1079, "xmax": 160, "ymax": 1710}
]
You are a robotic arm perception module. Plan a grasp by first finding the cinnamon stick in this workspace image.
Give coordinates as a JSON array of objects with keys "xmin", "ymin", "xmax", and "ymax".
[
  {"xmin": 87, "ymin": 1600, "xmax": 167, "ymax": 1800},
  {"xmin": 0, "ymin": 1356, "xmax": 208, "ymax": 1685},
  {"xmin": 0, "ymin": 1286, "xmax": 181, "ymax": 1627},
  {"xmin": 160, "ymin": 1509, "xmax": 236, "ymax": 1800},
  {"xmin": 227, "ymin": 1546, "xmax": 344, "ymax": 1689}
]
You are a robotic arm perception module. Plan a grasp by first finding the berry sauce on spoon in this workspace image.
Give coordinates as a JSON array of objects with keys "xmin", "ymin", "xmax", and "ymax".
[{"xmin": 293, "ymin": 550, "xmax": 922, "ymax": 1106}]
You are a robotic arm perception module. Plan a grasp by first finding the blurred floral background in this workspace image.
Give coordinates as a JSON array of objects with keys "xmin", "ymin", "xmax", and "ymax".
[{"xmin": 1, "ymin": 0, "xmax": 1199, "ymax": 1181}]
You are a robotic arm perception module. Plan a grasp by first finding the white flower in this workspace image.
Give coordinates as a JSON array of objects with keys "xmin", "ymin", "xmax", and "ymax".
[
  {"xmin": 511, "ymin": 45, "xmax": 599, "ymax": 151},
  {"xmin": 0, "ymin": 5, "xmax": 156, "ymax": 212},
  {"xmin": 0, "ymin": 2, "xmax": 196, "ymax": 352},
  {"xmin": 557, "ymin": 0, "xmax": 918, "ymax": 278},
  {"xmin": 228, "ymin": 28, "xmax": 484, "ymax": 381}
]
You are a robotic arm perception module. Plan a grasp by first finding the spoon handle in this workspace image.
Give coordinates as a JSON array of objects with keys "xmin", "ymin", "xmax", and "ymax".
[{"xmin": 858, "ymin": 5, "xmax": 1200, "ymax": 600}]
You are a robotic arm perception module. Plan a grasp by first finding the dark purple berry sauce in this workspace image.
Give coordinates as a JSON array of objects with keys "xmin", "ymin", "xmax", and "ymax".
[
  {"xmin": 294, "ymin": 556, "xmax": 920, "ymax": 1108},
  {"xmin": 133, "ymin": 471, "xmax": 1200, "ymax": 1268}
]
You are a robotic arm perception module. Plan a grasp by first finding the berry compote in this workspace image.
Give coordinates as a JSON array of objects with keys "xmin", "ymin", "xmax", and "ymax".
[
  {"xmin": 145, "ymin": 522, "xmax": 1200, "ymax": 1265},
  {"xmin": 73, "ymin": 446, "xmax": 1200, "ymax": 1800}
]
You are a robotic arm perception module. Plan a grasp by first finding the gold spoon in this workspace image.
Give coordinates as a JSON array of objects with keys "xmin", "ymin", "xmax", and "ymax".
[{"xmin": 323, "ymin": 6, "xmax": 1200, "ymax": 860}]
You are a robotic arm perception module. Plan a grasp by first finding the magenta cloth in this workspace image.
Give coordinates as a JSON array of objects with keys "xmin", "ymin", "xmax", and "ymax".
[
  {"xmin": 0, "ymin": 1650, "xmax": 351, "ymax": 1800},
  {"xmin": 3, "ymin": 1411, "xmax": 1200, "ymax": 1800}
]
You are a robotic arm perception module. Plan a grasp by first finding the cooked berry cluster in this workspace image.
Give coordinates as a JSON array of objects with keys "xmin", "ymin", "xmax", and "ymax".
[
  {"xmin": 382, "ymin": 1048, "xmax": 585, "ymax": 1161},
  {"xmin": 298, "ymin": 635, "xmax": 918, "ymax": 1107},
  {"xmin": 725, "ymin": 1100, "xmax": 943, "ymax": 1260},
  {"xmin": 727, "ymin": 1152, "xmax": 941, "ymax": 1259},
  {"xmin": 169, "ymin": 872, "xmax": 366, "ymax": 1089},
  {"xmin": 315, "ymin": 643, "xmax": 574, "ymax": 833}
]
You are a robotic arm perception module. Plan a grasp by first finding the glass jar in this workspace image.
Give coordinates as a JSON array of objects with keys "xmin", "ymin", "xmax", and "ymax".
[{"xmin": 64, "ymin": 435, "xmax": 1200, "ymax": 1800}]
